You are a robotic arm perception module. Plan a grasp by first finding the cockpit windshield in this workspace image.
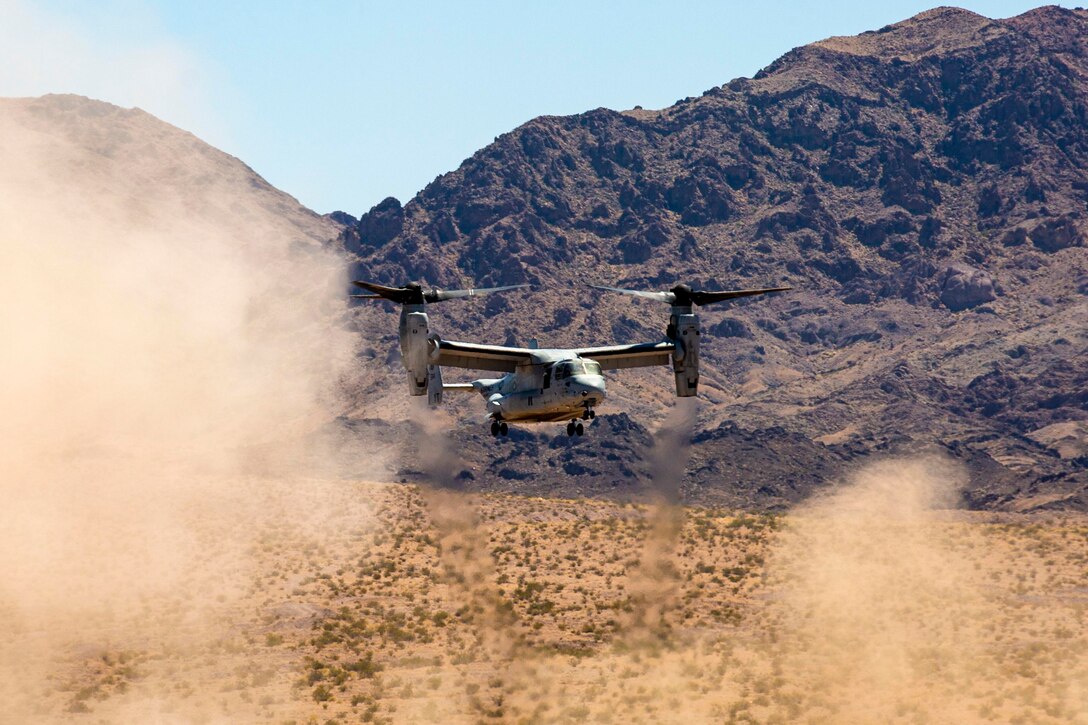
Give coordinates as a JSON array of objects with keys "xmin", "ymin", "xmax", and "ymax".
[{"xmin": 554, "ymin": 359, "xmax": 603, "ymax": 379}]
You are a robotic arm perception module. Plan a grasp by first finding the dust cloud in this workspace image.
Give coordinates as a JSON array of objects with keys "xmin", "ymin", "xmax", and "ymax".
[
  {"xmin": 476, "ymin": 455, "xmax": 1085, "ymax": 723},
  {"xmin": 718, "ymin": 455, "xmax": 1086, "ymax": 722},
  {"xmin": 0, "ymin": 101, "xmax": 367, "ymax": 721},
  {"xmin": 407, "ymin": 400, "xmax": 523, "ymax": 718},
  {"xmin": 763, "ymin": 456, "xmax": 979, "ymax": 720},
  {"xmin": 621, "ymin": 397, "xmax": 698, "ymax": 642},
  {"xmin": 399, "ymin": 399, "xmax": 706, "ymax": 721}
]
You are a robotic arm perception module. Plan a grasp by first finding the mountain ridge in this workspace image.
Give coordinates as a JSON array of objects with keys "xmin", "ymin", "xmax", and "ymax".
[{"xmin": 343, "ymin": 5, "xmax": 1088, "ymax": 511}]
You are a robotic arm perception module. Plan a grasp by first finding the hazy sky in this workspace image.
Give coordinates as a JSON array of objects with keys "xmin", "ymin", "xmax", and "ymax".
[{"xmin": 1, "ymin": 1, "xmax": 1076, "ymax": 215}]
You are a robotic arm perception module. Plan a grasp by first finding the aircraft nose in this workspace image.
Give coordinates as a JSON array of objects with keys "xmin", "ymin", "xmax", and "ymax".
[{"xmin": 572, "ymin": 374, "xmax": 607, "ymax": 401}]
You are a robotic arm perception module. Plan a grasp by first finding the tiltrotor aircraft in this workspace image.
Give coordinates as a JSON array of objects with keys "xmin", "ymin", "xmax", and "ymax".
[{"xmin": 352, "ymin": 280, "xmax": 790, "ymax": 437}]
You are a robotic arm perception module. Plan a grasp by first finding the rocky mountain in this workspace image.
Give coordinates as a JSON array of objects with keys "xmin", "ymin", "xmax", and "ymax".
[{"xmin": 344, "ymin": 6, "xmax": 1088, "ymax": 511}]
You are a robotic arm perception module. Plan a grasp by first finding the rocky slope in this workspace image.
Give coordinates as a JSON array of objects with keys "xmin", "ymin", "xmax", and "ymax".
[
  {"xmin": 0, "ymin": 94, "xmax": 341, "ymax": 246},
  {"xmin": 344, "ymin": 6, "xmax": 1088, "ymax": 511},
  {"xmin": 0, "ymin": 93, "xmax": 357, "ymax": 468}
]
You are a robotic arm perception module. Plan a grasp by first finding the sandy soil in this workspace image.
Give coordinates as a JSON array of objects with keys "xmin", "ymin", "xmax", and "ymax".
[{"xmin": 5, "ymin": 462, "xmax": 1086, "ymax": 724}]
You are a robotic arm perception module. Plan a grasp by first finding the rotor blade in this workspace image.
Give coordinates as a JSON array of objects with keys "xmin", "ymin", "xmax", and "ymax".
[
  {"xmin": 589, "ymin": 284, "xmax": 676, "ymax": 303},
  {"xmin": 428, "ymin": 284, "xmax": 529, "ymax": 302},
  {"xmin": 690, "ymin": 286, "xmax": 793, "ymax": 305},
  {"xmin": 349, "ymin": 294, "xmax": 384, "ymax": 299},
  {"xmin": 351, "ymin": 280, "xmax": 404, "ymax": 295},
  {"xmin": 350, "ymin": 280, "xmax": 420, "ymax": 304}
]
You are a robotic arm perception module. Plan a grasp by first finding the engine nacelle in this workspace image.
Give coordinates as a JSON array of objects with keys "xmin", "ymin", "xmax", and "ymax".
[
  {"xmin": 670, "ymin": 308, "xmax": 700, "ymax": 397},
  {"xmin": 399, "ymin": 306, "xmax": 431, "ymax": 396}
]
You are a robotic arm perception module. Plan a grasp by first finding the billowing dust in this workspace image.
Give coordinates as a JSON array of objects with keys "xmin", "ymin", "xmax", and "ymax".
[
  {"xmin": 338, "ymin": 404, "xmax": 1084, "ymax": 723},
  {"xmin": 408, "ymin": 400, "xmax": 522, "ymax": 718},
  {"xmin": 0, "ymin": 103, "xmax": 373, "ymax": 722},
  {"xmin": 288, "ymin": 453, "xmax": 1087, "ymax": 723},
  {"xmin": 762, "ymin": 457, "xmax": 1006, "ymax": 721},
  {"xmin": 619, "ymin": 398, "xmax": 697, "ymax": 644},
  {"xmin": 407, "ymin": 398, "xmax": 705, "ymax": 719}
]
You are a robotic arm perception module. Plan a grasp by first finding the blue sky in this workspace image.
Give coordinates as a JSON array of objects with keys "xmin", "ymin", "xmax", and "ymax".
[{"xmin": 0, "ymin": 1, "xmax": 1076, "ymax": 214}]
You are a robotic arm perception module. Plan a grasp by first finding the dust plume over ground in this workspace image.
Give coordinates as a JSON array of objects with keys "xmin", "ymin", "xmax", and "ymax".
[
  {"xmin": 763, "ymin": 457, "xmax": 1087, "ymax": 722},
  {"xmin": 620, "ymin": 397, "xmax": 697, "ymax": 643},
  {"xmin": 765, "ymin": 457, "xmax": 1001, "ymax": 720},
  {"xmin": 591, "ymin": 455, "xmax": 1087, "ymax": 723},
  {"xmin": 0, "ymin": 101, "xmax": 369, "ymax": 722},
  {"xmin": 389, "ymin": 398, "xmax": 708, "ymax": 721},
  {"xmin": 271, "ymin": 453, "xmax": 1087, "ymax": 723},
  {"xmin": 407, "ymin": 400, "xmax": 526, "ymax": 719}
]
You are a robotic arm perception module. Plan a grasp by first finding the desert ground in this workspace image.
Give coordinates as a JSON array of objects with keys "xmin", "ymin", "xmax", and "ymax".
[{"xmin": 3, "ymin": 459, "xmax": 1086, "ymax": 724}]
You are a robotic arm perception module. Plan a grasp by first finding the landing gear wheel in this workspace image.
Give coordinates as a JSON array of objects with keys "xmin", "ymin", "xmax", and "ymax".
[
  {"xmin": 588, "ymin": 409, "xmax": 596, "ymax": 419},
  {"xmin": 499, "ymin": 422, "xmax": 509, "ymax": 436},
  {"xmin": 566, "ymin": 421, "xmax": 576, "ymax": 437},
  {"xmin": 490, "ymin": 421, "xmax": 499, "ymax": 437},
  {"xmin": 575, "ymin": 422, "xmax": 584, "ymax": 436},
  {"xmin": 582, "ymin": 409, "xmax": 590, "ymax": 420}
]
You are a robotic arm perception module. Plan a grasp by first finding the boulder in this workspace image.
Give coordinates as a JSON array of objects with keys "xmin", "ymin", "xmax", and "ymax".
[
  {"xmin": 939, "ymin": 263, "xmax": 996, "ymax": 311},
  {"xmin": 1030, "ymin": 215, "xmax": 1084, "ymax": 253}
]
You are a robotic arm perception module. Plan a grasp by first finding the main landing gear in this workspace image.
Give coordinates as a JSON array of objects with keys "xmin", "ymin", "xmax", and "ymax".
[
  {"xmin": 567, "ymin": 405, "xmax": 595, "ymax": 436},
  {"xmin": 490, "ymin": 420, "xmax": 509, "ymax": 437}
]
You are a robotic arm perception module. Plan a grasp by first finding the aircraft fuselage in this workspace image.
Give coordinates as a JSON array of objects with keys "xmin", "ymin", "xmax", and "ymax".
[{"xmin": 473, "ymin": 355, "xmax": 607, "ymax": 423}]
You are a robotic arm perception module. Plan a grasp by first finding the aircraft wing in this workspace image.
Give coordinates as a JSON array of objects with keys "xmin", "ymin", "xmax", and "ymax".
[
  {"xmin": 429, "ymin": 337, "xmax": 535, "ymax": 373},
  {"xmin": 574, "ymin": 341, "xmax": 675, "ymax": 371}
]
